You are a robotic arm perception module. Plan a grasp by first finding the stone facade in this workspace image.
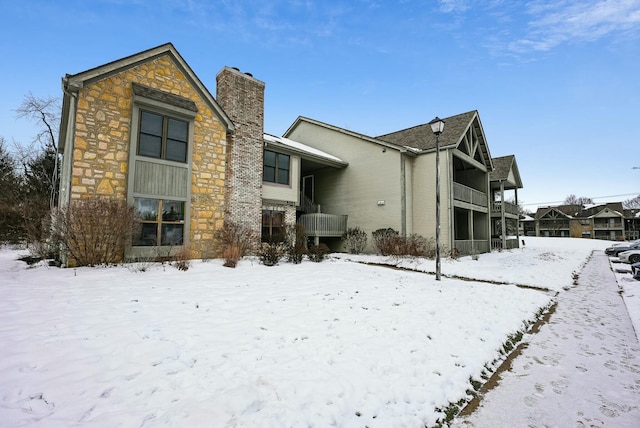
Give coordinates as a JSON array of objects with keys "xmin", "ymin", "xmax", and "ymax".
[
  {"xmin": 64, "ymin": 53, "xmax": 228, "ymax": 259},
  {"xmin": 216, "ymin": 67, "xmax": 265, "ymax": 245}
]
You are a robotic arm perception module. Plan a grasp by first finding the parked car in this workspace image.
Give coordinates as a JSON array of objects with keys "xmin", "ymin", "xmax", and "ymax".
[
  {"xmin": 632, "ymin": 262, "xmax": 640, "ymax": 280},
  {"xmin": 611, "ymin": 239, "xmax": 640, "ymax": 247},
  {"xmin": 619, "ymin": 249, "xmax": 640, "ymax": 264},
  {"xmin": 605, "ymin": 242, "xmax": 640, "ymax": 256}
]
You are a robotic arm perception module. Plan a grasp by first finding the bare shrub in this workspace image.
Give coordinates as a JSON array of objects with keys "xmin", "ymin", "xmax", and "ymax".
[
  {"xmin": 214, "ymin": 222, "xmax": 257, "ymax": 268},
  {"xmin": 259, "ymin": 241, "xmax": 286, "ymax": 266},
  {"xmin": 449, "ymin": 247, "xmax": 461, "ymax": 260},
  {"xmin": 403, "ymin": 233, "xmax": 428, "ymax": 257},
  {"xmin": 343, "ymin": 227, "xmax": 367, "ymax": 254},
  {"xmin": 283, "ymin": 224, "xmax": 307, "ymax": 264},
  {"xmin": 126, "ymin": 255, "xmax": 156, "ymax": 273},
  {"xmin": 372, "ymin": 228, "xmax": 399, "ymax": 256},
  {"xmin": 222, "ymin": 245, "xmax": 241, "ymax": 268},
  {"xmin": 173, "ymin": 244, "xmax": 192, "ymax": 271},
  {"xmin": 308, "ymin": 243, "xmax": 330, "ymax": 262},
  {"xmin": 54, "ymin": 198, "xmax": 137, "ymax": 266},
  {"xmin": 423, "ymin": 237, "xmax": 437, "ymax": 259}
]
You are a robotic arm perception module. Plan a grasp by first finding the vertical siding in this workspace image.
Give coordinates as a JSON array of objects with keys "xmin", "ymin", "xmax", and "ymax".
[{"xmin": 133, "ymin": 160, "xmax": 189, "ymax": 198}]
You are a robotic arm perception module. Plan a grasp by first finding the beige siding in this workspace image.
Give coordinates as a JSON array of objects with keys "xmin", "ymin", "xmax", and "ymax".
[
  {"xmin": 411, "ymin": 152, "xmax": 452, "ymax": 248},
  {"xmin": 288, "ymin": 123, "xmax": 404, "ymax": 252},
  {"xmin": 262, "ymin": 155, "xmax": 300, "ymax": 205}
]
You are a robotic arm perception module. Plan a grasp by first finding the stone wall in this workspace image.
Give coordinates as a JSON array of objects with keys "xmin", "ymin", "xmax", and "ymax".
[
  {"xmin": 69, "ymin": 54, "xmax": 228, "ymax": 259},
  {"xmin": 216, "ymin": 67, "xmax": 265, "ymax": 247}
]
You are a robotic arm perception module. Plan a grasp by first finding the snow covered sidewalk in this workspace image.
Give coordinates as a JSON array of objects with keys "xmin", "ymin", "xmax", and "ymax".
[{"xmin": 453, "ymin": 251, "xmax": 640, "ymax": 427}]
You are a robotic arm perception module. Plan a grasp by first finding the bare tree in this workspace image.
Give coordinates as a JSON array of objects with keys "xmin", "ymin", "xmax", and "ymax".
[
  {"xmin": 623, "ymin": 194, "xmax": 640, "ymax": 209},
  {"xmin": 564, "ymin": 194, "xmax": 593, "ymax": 205},
  {"xmin": 14, "ymin": 93, "xmax": 61, "ymax": 210}
]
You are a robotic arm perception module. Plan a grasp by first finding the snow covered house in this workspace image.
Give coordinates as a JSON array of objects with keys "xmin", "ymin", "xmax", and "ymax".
[
  {"xmin": 534, "ymin": 202, "xmax": 628, "ymax": 240},
  {"xmin": 284, "ymin": 111, "xmax": 523, "ymax": 255},
  {"xmin": 57, "ymin": 43, "xmax": 522, "ymax": 264},
  {"xmin": 57, "ymin": 43, "xmax": 348, "ymax": 264}
]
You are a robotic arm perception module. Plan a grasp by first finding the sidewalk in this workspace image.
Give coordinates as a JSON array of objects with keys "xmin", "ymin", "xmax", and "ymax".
[{"xmin": 452, "ymin": 251, "xmax": 640, "ymax": 427}]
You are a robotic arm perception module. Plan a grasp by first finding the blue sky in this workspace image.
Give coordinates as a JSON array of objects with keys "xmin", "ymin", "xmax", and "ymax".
[{"xmin": 1, "ymin": 0, "xmax": 639, "ymax": 211}]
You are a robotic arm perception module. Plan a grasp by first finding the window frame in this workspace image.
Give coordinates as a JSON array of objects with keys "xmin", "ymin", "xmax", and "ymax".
[
  {"xmin": 134, "ymin": 198, "xmax": 186, "ymax": 247},
  {"xmin": 263, "ymin": 149, "xmax": 290, "ymax": 185},
  {"xmin": 127, "ymin": 89, "xmax": 197, "ymax": 257},
  {"xmin": 262, "ymin": 209, "xmax": 285, "ymax": 242},
  {"xmin": 138, "ymin": 109, "xmax": 189, "ymax": 163}
]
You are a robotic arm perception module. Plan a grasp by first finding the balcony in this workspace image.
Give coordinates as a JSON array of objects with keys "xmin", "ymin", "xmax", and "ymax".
[
  {"xmin": 491, "ymin": 201, "xmax": 519, "ymax": 217},
  {"xmin": 453, "ymin": 183, "xmax": 488, "ymax": 208},
  {"xmin": 298, "ymin": 213, "xmax": 348, "ymax": 238},
  {"xmin": 593, "ymin": 222, "xmax": 623, "ymax": 230}
]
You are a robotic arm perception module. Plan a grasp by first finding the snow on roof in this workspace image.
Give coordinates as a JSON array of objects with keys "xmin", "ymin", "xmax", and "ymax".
[{"xmin": 263, "ymin": 133, "xmax": 346, "ymax": 165}]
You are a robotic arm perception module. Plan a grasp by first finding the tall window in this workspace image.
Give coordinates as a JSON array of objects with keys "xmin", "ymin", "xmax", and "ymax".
[
  {"xmin": 134, "ymin": 198, "xmax": 185, "ymax": 246},
  {"xmin": 138, "ymin": 110, "xmax": 188, "ymax": 163},
  {"xmin": 263, "ymin": 150, "xmax": 290, "ymax": 185},
  {"xmin": 262, "ymin": 210, "xmax": 284, "ymax": 242}
]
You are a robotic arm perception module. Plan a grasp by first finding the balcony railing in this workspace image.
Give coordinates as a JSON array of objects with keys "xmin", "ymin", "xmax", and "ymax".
[
  {"xmin": 454, "ymin": 239, "xmax": 489, "ymax": 255},
  {"xmin": 491, "ymin": 201, "xmax": 519, "ymax": 216},
  {"xmin": 299, "ymin": 213, "xmax": 348, "ymax": 237},
  {"xmin": 593, "ymin": 222, "xmax": 623, "ymax": 230},
  {"xmin": 453, "ymin": 183, "xmax": 487, "ymax": 208},
  {"xmin": 491, "ymin": 238, "xmax": 519, "ymax": 250}
]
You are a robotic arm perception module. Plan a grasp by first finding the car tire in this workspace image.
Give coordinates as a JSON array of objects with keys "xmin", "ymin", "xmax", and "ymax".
[{"xmin": 630, "ymin": 254, "xmax": 640, "ymax": 264}]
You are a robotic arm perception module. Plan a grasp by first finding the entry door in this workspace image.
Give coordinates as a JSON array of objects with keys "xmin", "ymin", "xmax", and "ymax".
[{"xmin": 302, "ymin": 175, "xmax": 314, "ymax": 202}]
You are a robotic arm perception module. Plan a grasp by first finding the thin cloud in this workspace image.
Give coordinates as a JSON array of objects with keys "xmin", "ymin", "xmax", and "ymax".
[
  {"xmin": 438, "ymin": 0, "xmax": 640, "ymax": 55},
  {"xmin": 517, "ymin": 0, "xmax": 640, "ymax": 52}
]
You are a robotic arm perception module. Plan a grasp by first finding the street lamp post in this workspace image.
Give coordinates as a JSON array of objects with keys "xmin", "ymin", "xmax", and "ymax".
[{"xmin": 429, "ymin": 117, "xmax": 445, "ymax": 281}]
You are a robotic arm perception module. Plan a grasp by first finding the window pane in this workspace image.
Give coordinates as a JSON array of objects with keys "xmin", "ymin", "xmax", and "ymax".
[
  {"xmin": 278, "ymin": 153, "xmax": 290, "ymax": 170},
  {"xmin": 166, "ymin": 139, "xmax": 187, "ymax": 162},
  {"xmin": 264, "ymin": 150, "xmax": 276, "ymax": 167},
  {"xmin": 135, "ymin": 198, "xmax": 159, "ymax": 221},
  {"xmin": 162, "ymin": 200, "xmax": 185, "ymax": 222},
  {"xmin": 167, "ymin": 118, "xmax": 188, "ymax": 142},
  {"xmin": 272, "ymin": 211, "xmax": 284, "ymax": 227},
  {"xmin": 140, "ymin": 111, "xmax": 163, "ymax": 136},
  {"xmin": 161, "ymin": 224, "xmax": 184, "ymax": 246},
  {"xmin": 277, "ymin": 168, "xmax": 289, "ymax": 185},
  {"xmin": 135, "ymin": 223, "xmax": 159, "ymax": 246},
  {"xmin": 263, "ymin": 166, "xmax": 275, "ymax": 182},
  {"xmin": 139, "ymin": 134, "xmax": 162, "ymax": 158}
]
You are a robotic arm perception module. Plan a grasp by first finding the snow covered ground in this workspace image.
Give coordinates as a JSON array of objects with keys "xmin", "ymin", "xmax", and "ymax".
[{"xmin": 0, "ymin": 237, "xmax": 636, "ymax": 427}]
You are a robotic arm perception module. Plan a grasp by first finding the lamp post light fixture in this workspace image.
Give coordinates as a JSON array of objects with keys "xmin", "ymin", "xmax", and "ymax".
[{"xmin": 429, "ymin": 117, "xmax": 445, "ymax": 280}]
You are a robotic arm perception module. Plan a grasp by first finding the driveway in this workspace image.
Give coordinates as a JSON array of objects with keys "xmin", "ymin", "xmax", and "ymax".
[{"xmin": 453, "ymin": 251, "xmax": 640, "ymax": 427}]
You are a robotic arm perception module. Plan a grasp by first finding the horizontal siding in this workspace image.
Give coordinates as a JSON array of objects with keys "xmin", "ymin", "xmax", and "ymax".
[{"xmin": 133, "ymin": 160, "xmax": 189, "ymax": 198}]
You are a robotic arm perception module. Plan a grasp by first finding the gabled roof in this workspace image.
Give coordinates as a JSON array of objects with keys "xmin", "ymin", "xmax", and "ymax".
[
  {"xmin": 490, "ymin": 155, "xmax": 523, "ymax": 189},
  {"xmin": 377, "ymin": 110, "xmax": 493, "ymax": 170},
  {"xmin": 60, "ymin": 43, "xmax": 233, "ymax": 151},
  {"xmin": 534, "ymin": 206, "xmax": 577, "ymax": 220},
  {"xmin": 535, "ymin": 202, "xmax": 628, "ymax": 220},
  {"xmin": 582, "ymin": 202, "xmax": 625, "ymax": 218},
  {"xmin": 284, "ymin": 116, "xmax": 419, "ymax": 154}
]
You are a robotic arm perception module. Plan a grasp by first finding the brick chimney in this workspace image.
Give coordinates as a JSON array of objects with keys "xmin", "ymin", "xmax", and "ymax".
[{"xmin": 216, "ymin": 67, "xmax": 265, "ymax": 243}]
